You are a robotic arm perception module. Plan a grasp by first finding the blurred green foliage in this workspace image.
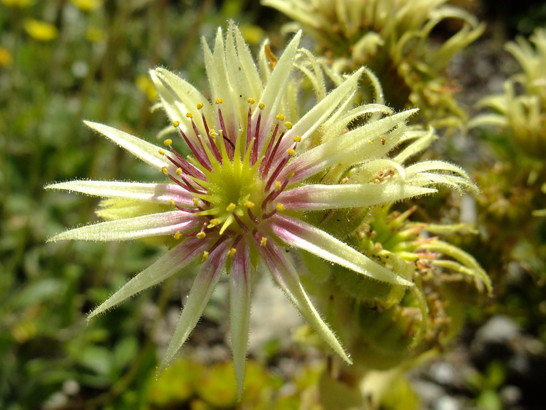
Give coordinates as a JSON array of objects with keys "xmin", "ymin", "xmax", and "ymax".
[{"xmin": 0, "ymin": 0, "xmax": 289, "ymax": 408}]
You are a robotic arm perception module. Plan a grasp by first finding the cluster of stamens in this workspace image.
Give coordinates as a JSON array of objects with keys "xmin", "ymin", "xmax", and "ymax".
[{"xmin": 158, "ymin": 98, "xmax": 301, "ymax": 259}]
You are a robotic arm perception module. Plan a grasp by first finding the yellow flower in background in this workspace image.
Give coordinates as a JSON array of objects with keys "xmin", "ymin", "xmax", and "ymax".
[
  {"xmin": 69, "ymin": 0, "xmax": 102, "ymax": 12},
  {"xmin": 24, "ymin": 19, "xmax": 58, "ymax": 42},
  {"xmin": 85, "ymin": 26, "xmax": 107, "ymax": 43},
  {"xmin": 0, "ymin": 47, "xmax": 13, "ymax": 67},
  {"xmin": 2, "ymin": 0, "xmax": 33, "ymax": 7},
  {"xmin": 136, "ymin": 74, "xmax": 158, "ymax": 102}
]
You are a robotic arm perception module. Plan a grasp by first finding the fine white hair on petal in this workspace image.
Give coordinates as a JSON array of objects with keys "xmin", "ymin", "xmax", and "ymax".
[
  {"xmin": 280, "ymin": 67, "xmax": 363, "ymax": 151},
  {"xmin": 252, "ymin": 30, "xmax": 302, "ymax": 133},
  {"xmin": 277, "ymin": 183, "xmax": 436, "ymax": 210},
  {"xmin": 259, "ymin": 239, "xmax": 351, "ymax": 364},
  {"xmin": 270, "ymin": 214, "xmax": 413, "ymax": 287},
  {"xmin": 88, "ymin": 237, "xmax": 213, "ymax": 320},
  {"xmin": 150, "ymin": 68, "xmax": 213, "ymax": 137},
  {"xmin": 159, "ymin": 239, "xmax": 231, "ymax": 372},
  {"xmin": 229, "ymin": 239, "xmax": 252, "ymax": 399},
  {"xmin": 283, "ymin": 109, "xmax": 417, "ymax": 183},
  {"xmin": 48, "ymin": 211, "xmax": 204, "ymax": 242},
  {"xmin": 84, "ymin": 121, "xmax": 168, "ymax": 170},
  {"xmin": 45, "ymin": 180, "xmax": 195, "ymax": 206}
]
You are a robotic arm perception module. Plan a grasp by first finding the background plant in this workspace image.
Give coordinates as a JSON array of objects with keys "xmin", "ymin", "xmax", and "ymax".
[{"xmin": 262, "ymin": 0, "xmax": 484, "ymax": 129}]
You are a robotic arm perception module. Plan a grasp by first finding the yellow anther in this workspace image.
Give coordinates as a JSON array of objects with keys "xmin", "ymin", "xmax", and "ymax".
[
  {"xmin": 176, "ymin": 168, "xmax": 182, "ymax": 175},
  {"xmin": 215, "ymin": 98, "xmax": 223, "ymax": 104},
  {"xmin": 202, "ymin": 251, "xmax": 209, "ymax": 261},
  {"xmin": 293, "ymin": 135, "xmax": 302, "ymax": 142},
  {"xmin": 207, "ymin": 219, "xmax": 220, "ymax": 228},
  {"xmin": 284, "ymin": 121, "xmax": 293, "ymax": 129},
  {"xmin": 258, "ymin": 102, "xmax": 265, "ymax": 109},
  {"xmin": 287, "ymin": 172, "xmax": 295, "ymax": 179},
  {"xmin": 161, "ymin": 166, "xmax": 168, "ymax": 175},
  {"xmin": 276, "ymin": 203, "xmax": 285, "ymax": 211},
  {"xmin": 244, "ymin": 200, "xmax": 255, "ymax": 208},
  {"xmin": 186, "ymin": 112, "xmax": 193, "ymax": 118},
  {"xmin": 276, "ymin": 114, "xmax": 285, "ymax": 121},
  {"xmin": 227, "ymin": 248, "xmax": 237, "ymax": 257},
  {"xmin": 196, "ymin": 231, "xmax": 206, "ymax": 239},
  {"xmin": 226, "ymin": 203, "xmax": 236, "ymax": 212},
  {"xmin": 172, "ymin": 121, "xmax": 180, "ymax": 127},
  {"xmin": 287, "ymin": 148, "xmax": 295, "ymax": 156},
  {"xmin": 173, "ymin": 231, "xmax": 182, "ymax": 240},
  {"xmin": 197, "ymin": 102, "xmax": 204, "ymax": 109},
  {"xmin": 210, "ymin": 130, "xmax": 218, "ymax": 138},
  {"xmin": 192, "ymin": 198, "xmax": 200, "ymax": 207},
  {"xmin": 247, "ymin": 98, "xmax": 255, "ymax": 104},
  {"xmin": 260, "ymin": 237, "xmax": 268, "ymax": 247},
  {"xmin": 274, "ymin": 181, "xmax": 282, "ymax": 190},
  {"xmin": 169, "ymin": 199, "xmax": 175, "ymax": 206},
  {"xmin": 164, "ymin": 138, "xmax": 173, "ymax": 146},
  {"xmin": 158, "ymin": 149, "xmax": 165, "ymax": 155}
]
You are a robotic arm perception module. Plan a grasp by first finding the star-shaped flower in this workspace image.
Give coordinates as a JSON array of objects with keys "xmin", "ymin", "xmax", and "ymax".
[{"xmin": 47, "ymin": 23, "xmax": 475, "ymax": 394}]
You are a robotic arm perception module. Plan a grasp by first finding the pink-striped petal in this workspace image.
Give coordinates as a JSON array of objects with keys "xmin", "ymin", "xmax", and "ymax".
[
  {"xmin": 88, "ymin": 237, "xmax": 212, "ymax": 320},
  {"xmin": 46, "ymin": 180, "xmax": 194, "ymax": 207},
  {"xmin": 278, "ymin": 183, "xmax": 436, "ymax": 210},
  {"xmin": 229, "ymin": 240, "xmax": 252, "ymax": 398},
  {"xmin": 159, "ymin": 239, "xmax": 230, "ymax": 370},
  {"xmin": 259, "ymin": 240, "xmax": 351, "ymax": 363},
  {"xmin": 151, "ymin": 68, "xmax": 213, "ymax": 137},
  {"xmin": 279, "ymin": 68, "xmax": 363, "ymax": 152},
  {"xmin": 48, "ymin": 211, "xmax": 203, "ymax": 242},
  {"xmin": 84, "ymin": 121, "xmax": 168, "ymax": 170},
  {"xmin": 269, "ymin": 214, "xmax": 413, "ymax": 287},
  {"xmin": 283, "ymin": 110, "xmax": 416, "ymax": 183}
]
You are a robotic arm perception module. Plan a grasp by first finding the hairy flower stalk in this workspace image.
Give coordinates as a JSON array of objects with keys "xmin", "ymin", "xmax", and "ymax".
[{"xmin": 47, "ymin": 24, "xmax": 477, "ymax": 395}]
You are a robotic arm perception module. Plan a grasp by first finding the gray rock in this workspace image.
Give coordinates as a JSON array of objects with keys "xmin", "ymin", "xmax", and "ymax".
[
  {"xmin": 471, "ymin": 315, "xmax": 520, "ymax": 363},
  {"xmin": 411, "ymin": 379, "xmax": 445, "ymax": 407},
  {"xmin": 434, "ymin": 395, "xmax": 461, "ymax": 410}
]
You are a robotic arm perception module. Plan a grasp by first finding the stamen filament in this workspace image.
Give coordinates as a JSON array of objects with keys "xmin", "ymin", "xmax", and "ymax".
[
  {"xmin": 217, "ymin": 107, "xmax": 233, "ymax": 157},
  {"xmin": 233, "ymin": 213, "xmax": 250, "ymax": 232},
  {"xmin": 262, "ymin": 178, "xmax": 289, "ymax": 209},
  {"xmin": 206, "ymin": 236, "xmax": 228, "ymax": 255},
  {"xmin": 246, "ymin": 106, "xmax": 253, "ymax": 152},
  {"xmin": 190, "ymin": 119, "xmax": 213, "ymax": 164},
  {"xmin": 261, "ymin": 128, "xmax": 282, "ymax": 174},
  {"xmin": 166, "ymin": 151, "xmax": 204, "ymax": 180},
  {"xmin": 253, "ymin": 110, "xmax": 262, "ymax": 163},
  {"xmin": 262, "ymin": 208, "xmax": 277, "ymax": 220},
  {"xmin": 247, "ymin": 208, "xmax": 259, "ymax": 224},
  {"xmin": 177, "ymin": 127, "xmax": 212, "ymax": 171},
  {"xmin": 201, "ymin": 113, "xmax": 222, "ymax": 162},
  {"xmin": 265, "ymin": 155, "xmax": 290, "ymax": 191}
]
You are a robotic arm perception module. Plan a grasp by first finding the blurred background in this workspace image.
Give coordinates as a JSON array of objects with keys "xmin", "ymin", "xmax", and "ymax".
[{"xmin": 1, "ymin": 0, "xmax": 545, "ymax": 409}]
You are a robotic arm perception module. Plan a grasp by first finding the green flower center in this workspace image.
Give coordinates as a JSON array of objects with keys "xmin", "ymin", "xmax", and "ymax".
[
  {"xmin": 198, "ymin": 147, "xmax": 266, "ymax": 234},
  {"xmin": 161, "ymin": 98, "xmax": 298, "ymax": 238}
]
